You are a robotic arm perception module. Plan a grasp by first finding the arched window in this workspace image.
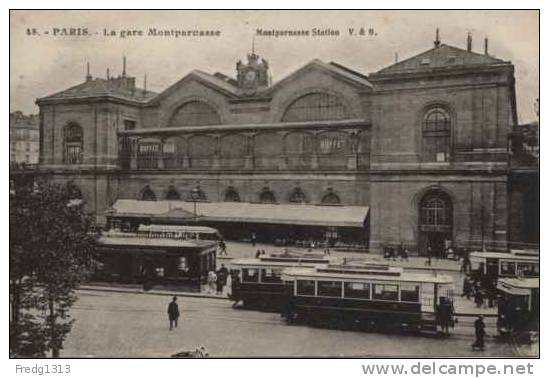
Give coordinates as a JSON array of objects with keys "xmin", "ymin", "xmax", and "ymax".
[
  {"xmin": 169, "ymin": 101, "xmax": 221, "ymax": 127},
  {"xmin": 420, "ymin": 192, "xmax": 452, "ymax": 230},
  {"xmin": 165, "ymin": 186, "xmax": 181, "ymax": 200},
  {"xmin": 282, "ymin": 92, "xmax": 351, "ymax": 122},
  {"xmin": 289, "ymin": 188, "xmax": 306, "ymax": 203},
  {"xmin": 422, "ymin": 107, "xmax": 451, "ymax": 162},
  {"xmin": 321, "ymin": 192, "xmax": 341, "ymax": 205},
  {"xmin": 259, "ymin": 188, "xmax": 276, "ymax": 204},
  {"xmin": 224, "ymin": 187, "xmax": 240, "ymax": 202},
  {"xmin": 64, "ymin": 123, "xmax": 83, "ymax": 164},
  {"xmin": 142, "ymin": 186, "xmax": 157, "ymax": 201}
]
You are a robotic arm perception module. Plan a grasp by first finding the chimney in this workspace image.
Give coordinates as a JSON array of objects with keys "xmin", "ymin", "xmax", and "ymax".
[
  {"xmin": 107, "ymin": 67, "xmax": 110, "ymax": 79},
  {"xmin": 122, "ymin": 56, "xmax": 127, "ymax": 77},
  {"xmin": 143, "ymin": 73, "xmax": 147, "ymax": 96},
  {"xmin": 395, "ymin": 52, "xmax": 399, "ymax": 63},
  {"xmin": 484, "ymin": 37, "xmax": 489, "ymax": 55},
  {"xmin": 467, "ymin": 32, "xmax": 472, "ymax": 52},
  {"xmin": 86, "ymin": 62, "xmax": 92, "ymax": 82}
]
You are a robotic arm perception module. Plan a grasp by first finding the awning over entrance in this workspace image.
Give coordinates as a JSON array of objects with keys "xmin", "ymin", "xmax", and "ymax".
[{"xmin": 109, "ymin": 199, "xmax": 369, "ymax": 228}]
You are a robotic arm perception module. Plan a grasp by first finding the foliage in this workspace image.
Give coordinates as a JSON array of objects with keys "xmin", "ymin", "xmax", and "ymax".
[{"xmin": 10, "ymin": 181, "xmax": 97, "ymax": 357}]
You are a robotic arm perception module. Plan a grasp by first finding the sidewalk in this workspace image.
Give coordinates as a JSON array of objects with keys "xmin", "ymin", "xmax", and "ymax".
[
  {"xmin": 219, "ymin": 241, "xmax": 461, "ymax": 272},
  {"xmin": 79, "ymin": 283, "xmax": 231, "ymax": 300}
]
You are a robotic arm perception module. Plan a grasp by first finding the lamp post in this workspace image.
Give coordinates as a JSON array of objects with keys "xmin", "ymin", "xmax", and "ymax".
[{"xmin": 190, "ymin": 187, "xmax": 200, "ymax": 221}]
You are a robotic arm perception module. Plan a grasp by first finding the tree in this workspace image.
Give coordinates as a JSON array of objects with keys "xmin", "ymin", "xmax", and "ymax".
[{"xmin": 10, "ymin": 181, "xmax": 96, "ymax": 357}]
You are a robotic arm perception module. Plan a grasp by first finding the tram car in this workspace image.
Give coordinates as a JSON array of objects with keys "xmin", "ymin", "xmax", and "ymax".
[
  {"xmin": 280, "ymin": 261, "xmax": 455, "ymax": 334},
  {"xmin": 496, "ymin": 277, "xmax": 539, "ymax": 337},
  {"xmin": 229, "ymin": 251, "xmax": 333, "ymax": 310},
  {"xmin": 469, "ymin": 249, "xmax": 539, "ymax": 288}
]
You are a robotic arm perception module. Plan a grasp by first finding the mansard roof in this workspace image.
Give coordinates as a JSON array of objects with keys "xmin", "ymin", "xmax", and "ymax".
[
  {"xmin": 372, "ymin": 44, "xmax": 510, "ymax": 77},
  {"xmin": 37, "ymin": 77, "xmax": 158, "ymax": 104}
]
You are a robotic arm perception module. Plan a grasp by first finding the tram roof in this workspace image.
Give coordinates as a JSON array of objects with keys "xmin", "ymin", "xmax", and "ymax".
[
  {"xmin": 470, "ymin": 250, "xmax": 539, "ymax": 261},
  {"xmin": 230, "ymin": 257, "xmax": 334, "ymax": 268},
  {"xmin": 137, "ymin": 224, "xmax": 219, "ymax": 234},
  {"xmin": 97, "ymin": 235, "xmax": 217, "ymax": 249},
  {"xmin": 282, "ymin": 266, "xmax": 453, "ymax": 284},
  {"xmin": 497, "ymin": 277, "xmax": 539, "ymax": 295}
]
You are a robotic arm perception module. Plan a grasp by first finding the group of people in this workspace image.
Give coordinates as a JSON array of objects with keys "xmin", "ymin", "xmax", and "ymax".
[
  {"xmin": 462, "ymin": 275, "xmax": 498, "ymax": 309},
  {"xmin": 206, "ymin": 264, "xmax": 230, "ymax": 295},
  {"xmin": 383, "ymin": 244, "xmax": 409, "ymax": 261}
]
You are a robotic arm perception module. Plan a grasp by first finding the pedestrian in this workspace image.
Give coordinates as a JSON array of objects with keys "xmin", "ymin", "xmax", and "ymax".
[
  {"xmin": 425, "ymin": 244, "xmax": 432, "ymax": 266},
  {"xmin": 472, "ymin": 315, "xmax": 486, "ymax": 351},
  {"xmin": 218, "ymin": 239, "xmax": 227, "ymax": 256},
  {"xmin": 324, "ymin": 247, "xmax": 330, "ymax": 256},
  {"xmin": 251, "ymin": 232, "xmax": 257, "ymax": 247},
  {"xmin": 462, "ymin": 277, "xmax": 472, "ymax": 299},
  {"xmin": 167, "ymin": 296, "xmax": 180, "ymax": 331},
  {"xmin": 437, "ymin": 297, "xmax": 453, "ymax": 336},
  {"xmin": 207, "ymin": 270, "xmax": 217, "ymax": 294},
  {"xmin": 261, "ymin": 250, "xmax": 266, "ymax": 256},
  {"xmin": 216, "ymin": 264, "xmax": 229, "ymax": 295},
  {"xmin": 255, "ymin": 249, "xmax": 261, "ymax": 258},
  {"xmin": 401, "ymin": 247, "xmax": 409, "ymax": 261},
  {"xmin": 474, "ymin": 288, "xmax": 484, "ymax": 308}
]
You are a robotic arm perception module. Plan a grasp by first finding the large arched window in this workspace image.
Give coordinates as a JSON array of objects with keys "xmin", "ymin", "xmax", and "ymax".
[
  {"xmin": 259, "ymin": 188, "xmax": 276, "ymax": 204},
  {"xmin": 282, "ymin": 92, "xmax": 351, "ymax": 122},
  {"xmin": 165, "ymin": 186, "xmax": 181, "ymax": 200},
  {"xmin": 420, "ymin": 192, "xmax": 452, "ymax": 231},
  {"xmin": 422, "ymin": 107, "xmax": 451, "ymax": 162},
  {"xmin": 224, "ymin": 187, "xmax": 240, "ymax": 202},
  {"xmin": 169, "ymin": 101, "xmax": 221, "ymax": 127},
  {"xmin": 321, "ymin": 192, "xmax": 341, "ymax": 205},
  {"xmin": 289, "ymin": 187, "xmax": 306, "ymax": 203},
  {"xmin": 142, "ymin": 186, "xmax": 157, "ymax": 201},
  {"xmin": 64, "ymin": 123, "xmax": 83, "ymax": 164}
]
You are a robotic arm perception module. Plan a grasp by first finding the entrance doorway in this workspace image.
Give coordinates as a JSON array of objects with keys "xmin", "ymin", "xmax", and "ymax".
[{"xmin": 418, "ymin": 191, "xmax": 453, "ymax": 256}]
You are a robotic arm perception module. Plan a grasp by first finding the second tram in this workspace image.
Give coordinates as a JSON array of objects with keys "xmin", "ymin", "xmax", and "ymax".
[{"xmin": 281, "ymin": 262, "xmax": 455, "ymax": 334}]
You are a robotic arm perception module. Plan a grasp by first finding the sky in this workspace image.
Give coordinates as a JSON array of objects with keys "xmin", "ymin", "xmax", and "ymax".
[{"xmin": 10, "ymin": 10, "xmax": 539, "ymax": 122}]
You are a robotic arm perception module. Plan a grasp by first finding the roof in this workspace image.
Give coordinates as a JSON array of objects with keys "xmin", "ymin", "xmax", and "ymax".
[
  {"xmin": 37, "ymin": 77, "xmax": 158, "ymax": 103},
  {"xmin": 230, "ymin": 258, "xmax": 333, "ymax": 269},
  {"xmin": 470, "ymin": 250, "xmax": 539, "ymax": 262},
  {"xmin": 372, "ymin": 44, "xmax": 508, "ymax": 77},
  {"xmin": 98, "ymin": 234, "xmax": 216, "ymax": 249},
  {"xmin": 281, "ymin": 266, "xmax": 454, "ymax": 284},
  {"xmin": 137, "ymin": 224, "xmax": 219, "ymax": 234},
  {"xmin": 110, "ymin": 199, "xmax": 369, "ymax": 228},
  {"xmin": 497, "ymin": 277, "xmax": 539, "ymax": 295}
]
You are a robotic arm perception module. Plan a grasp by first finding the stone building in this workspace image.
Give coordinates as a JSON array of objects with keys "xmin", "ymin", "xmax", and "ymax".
[
  {"xmin": 10, "ymin": 111, "xmax": 40, "ymax": 165},
  {"xmin": 36, "ymin": 34, "xmax": 523, "ymax": 253}
]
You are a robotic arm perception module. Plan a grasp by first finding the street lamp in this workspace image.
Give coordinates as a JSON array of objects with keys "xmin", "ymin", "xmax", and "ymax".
[{"xmin": 190, "ymin": 187, "xmax": 201, "ymax": 221}]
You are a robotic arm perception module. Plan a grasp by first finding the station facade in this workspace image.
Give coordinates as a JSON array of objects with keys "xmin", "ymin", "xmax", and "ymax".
[{"xmin": 36, "ymin": 35, "xmax": 520, "ymax": 254}]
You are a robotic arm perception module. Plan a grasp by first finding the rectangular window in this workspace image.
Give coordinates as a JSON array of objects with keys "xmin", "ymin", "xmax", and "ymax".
[
  {"xmin": 317, "ymin": 281, "xmax": 342, "ymax": 297},
  {"xmin": 242, "ymin": 268, "xmax": 259, "ymax": 283},
  {"xmin": 500, "ymin": 261, "xmax": 516, "ymax": 276},
  {"xmin": 400, "ymin": 283, "xmax": 420, "ymax": 302},
  {"xmin": 124, "ymin": 120, "xmax": 136, "ymax": 131},
  {"xmin": 260, "ymin": 268, "xmax": 282, "ymax": 283},
  {"xmin": 372, "ymin": 284, "xmax": 399, "ymax": 301},
  {"xmin": 517, "ymin": 263, "xmax": 539, "ymax": 277},
  {"xmin": 344, "ymin": 282, "xmax": 370, "ymax": 299},
  {"xmin": 296, "ymin": 280, "xmax": 315, "ymax": 296}
]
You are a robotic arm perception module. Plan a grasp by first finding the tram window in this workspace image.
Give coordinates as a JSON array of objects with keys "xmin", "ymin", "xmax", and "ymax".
[
  {"xmin": 317, "ymin": 281, "xmax": 342, "ymax": 297},
  {"xmin": 296, "ymin": 280, "xmax": 316, "ymax": 296},
  {"xmin": 344, "ymin": 282, "xmax": 370, "ymax": 299},
  {"xmin": 400, "ymin": 283, "xmax": 420, "ymax": 302},
  {"xmin": 500, "ymin": 261, "xmax": 516, "ymax": 276},
  {"xmin": 242, "ymin": 268, "xmax": 259, "ymax": 283},
  {"xmin": 517, "ymin": 263, "xmax": 539, "ymax": 277},
  {"xmin": 261, "ymin": 268, "xmax": 282, "ymax": 283},
  {"xmin": 372, "ymin": 284, "xmax": 399, "ymax": 301}
]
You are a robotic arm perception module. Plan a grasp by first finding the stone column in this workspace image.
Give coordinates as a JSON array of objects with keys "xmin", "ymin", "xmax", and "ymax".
[
  {"xmin": 244, "ymin": 133, "xmax": 254, "ymax": 169},
  {"xmin": 129, "ymin": 137, "xmax": 138, "ymax": 170}
]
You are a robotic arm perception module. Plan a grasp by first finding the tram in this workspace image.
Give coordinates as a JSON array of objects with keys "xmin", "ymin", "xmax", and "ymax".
[
  {"xmin": 281, "ymin": 261, "xmax": 455, "ymax": 334},
  {"xmin": 469, "ymin": 249, "xmax": 539, "ymax": 289},
  {"xmin": 496, "ymin": 277, "xmax": 539, "ymax": 337},
  {"xmin": 229, "ymin": 251, "xmax": 333, "ymax": 310}
]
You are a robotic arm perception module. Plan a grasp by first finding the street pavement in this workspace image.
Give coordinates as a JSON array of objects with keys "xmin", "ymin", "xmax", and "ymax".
[{"xmin": 62, "ymin": 290, "xmax": 518, "ymax": 358}]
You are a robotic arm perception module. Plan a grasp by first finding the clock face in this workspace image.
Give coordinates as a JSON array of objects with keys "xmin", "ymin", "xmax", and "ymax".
[{"xmin": 245, "ymin": 70, "xmax": 257, "ymax": 82}]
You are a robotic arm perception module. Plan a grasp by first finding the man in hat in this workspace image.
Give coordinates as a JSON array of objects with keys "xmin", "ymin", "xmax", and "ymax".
[
  {"xmin": 167, "ymin": 296, "xmax": 180, "ymax": 330},
  {"xmin": 473, "ymin": 315, "xmax": 486, "ymax": 351}
]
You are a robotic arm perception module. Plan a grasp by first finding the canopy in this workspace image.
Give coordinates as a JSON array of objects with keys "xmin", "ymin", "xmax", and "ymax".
[{"xmin": 109, "ymin": 199, "xmax": 369, "ymax": 228}]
